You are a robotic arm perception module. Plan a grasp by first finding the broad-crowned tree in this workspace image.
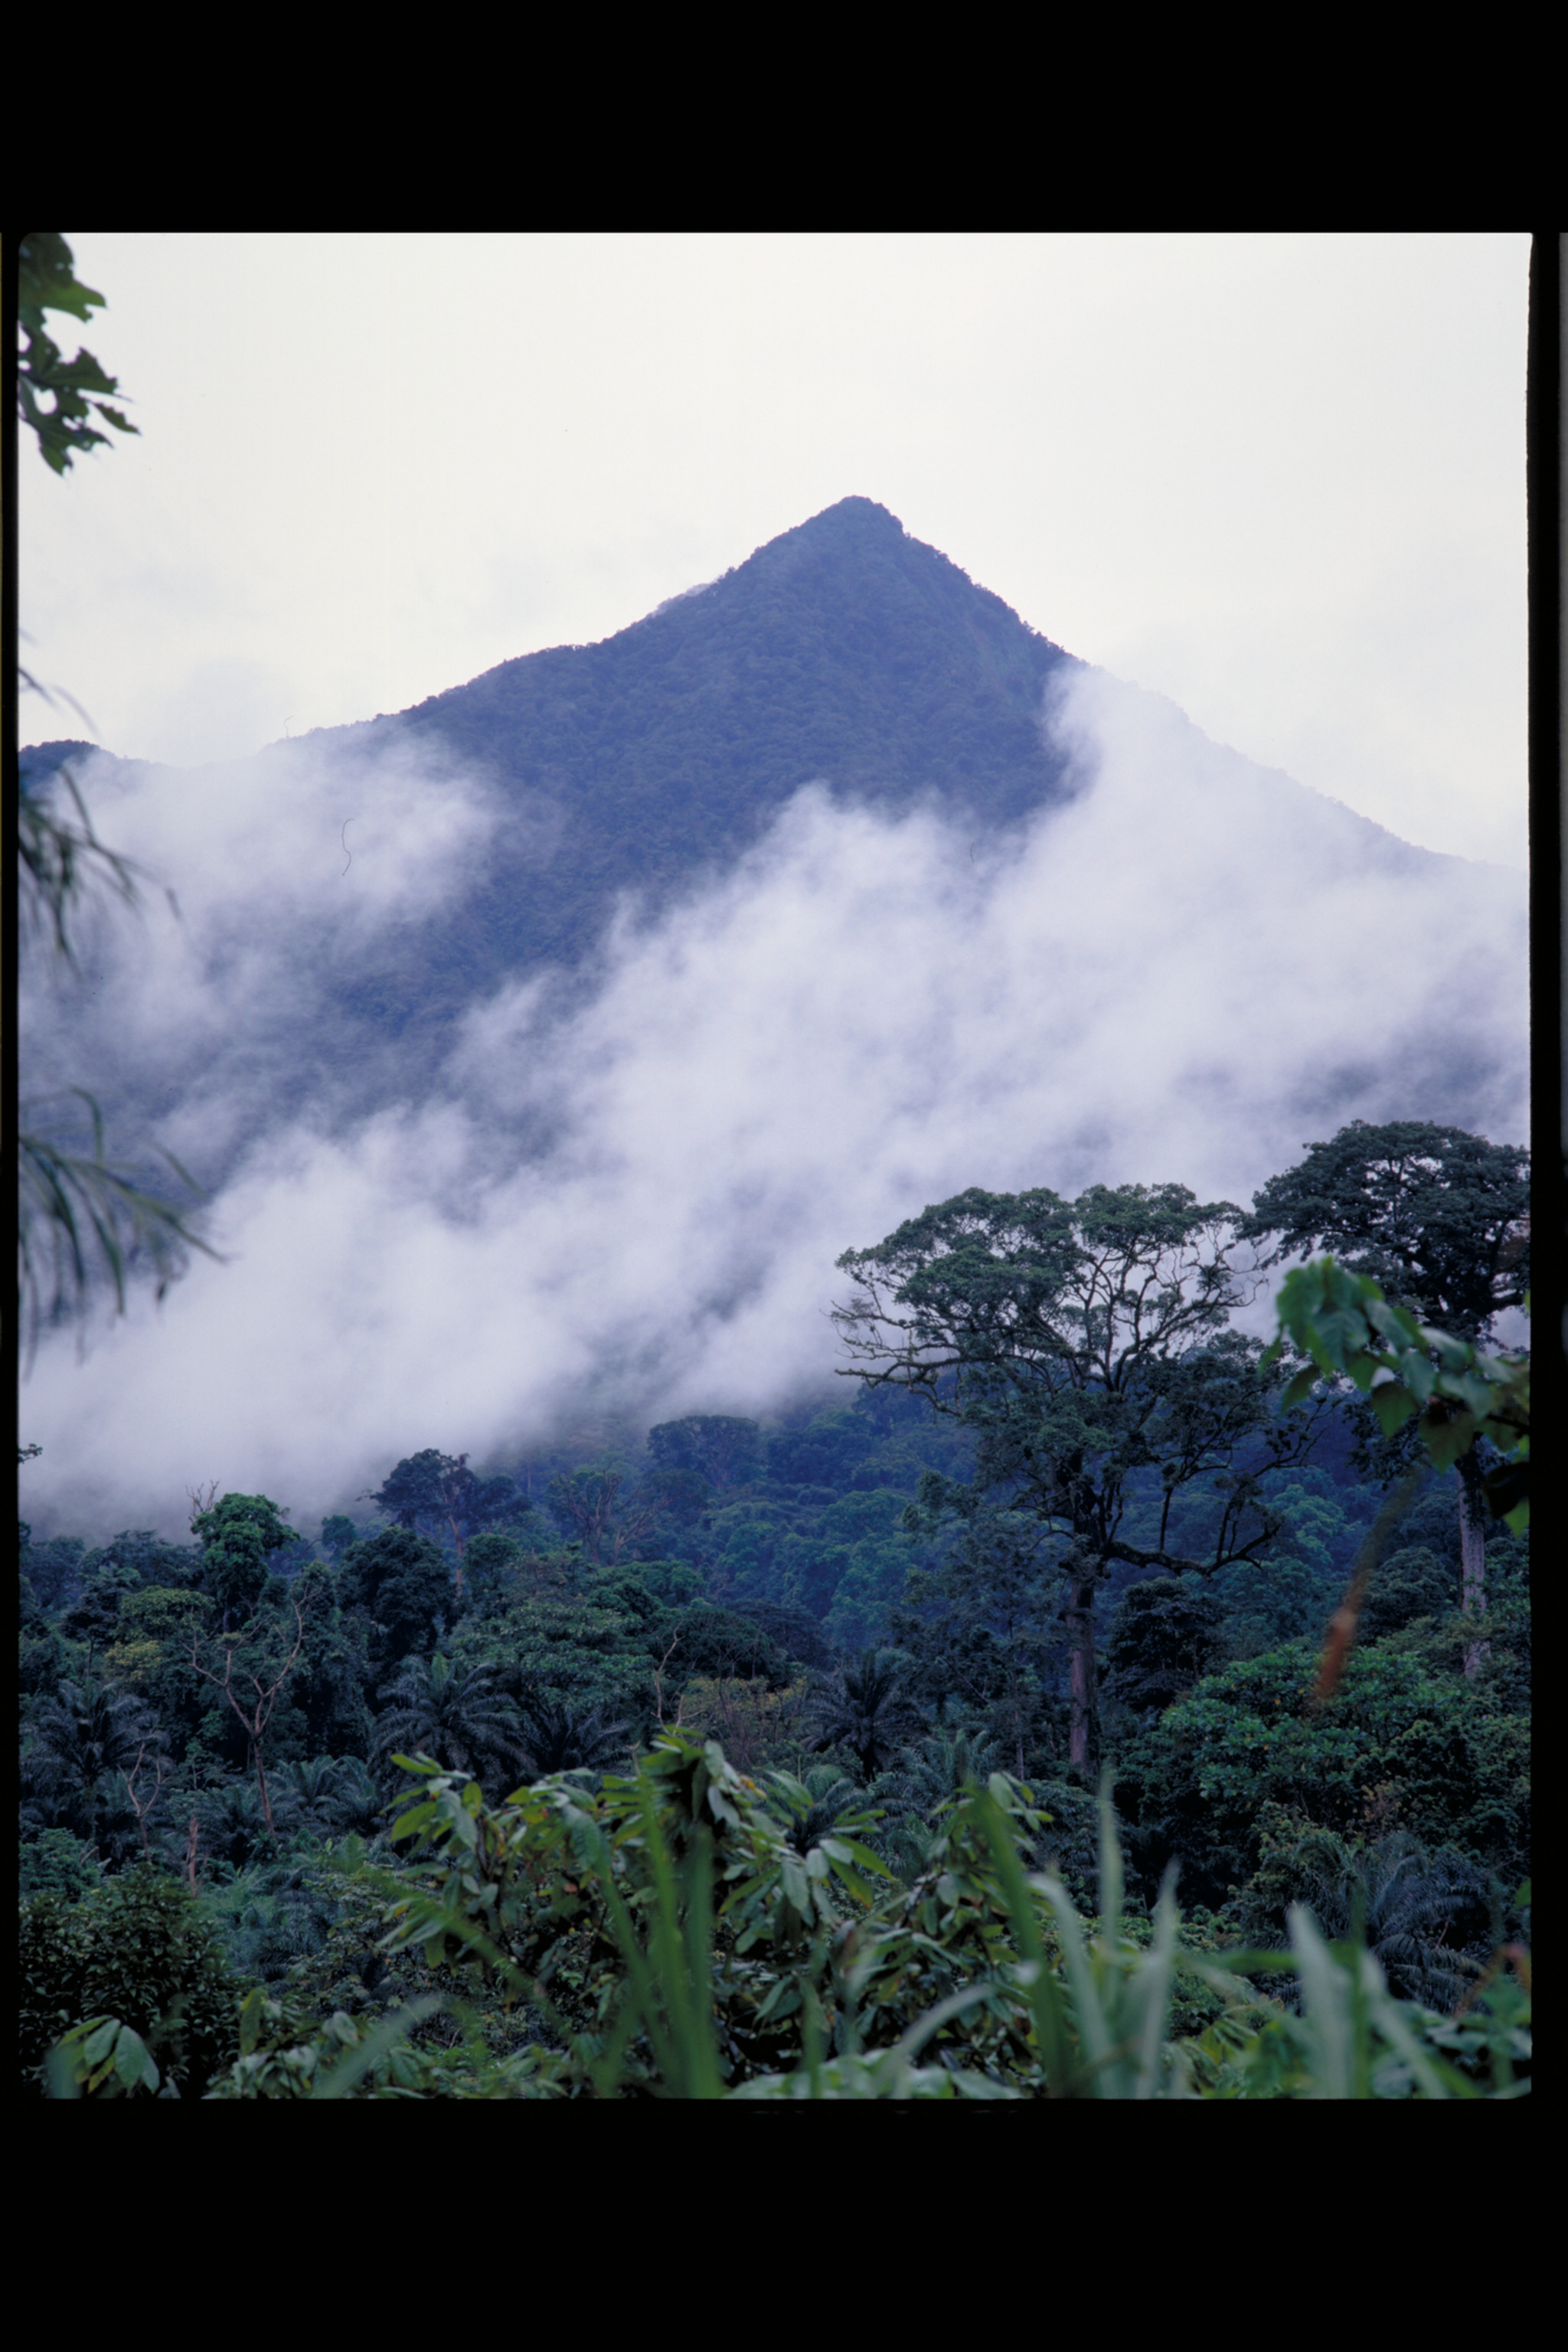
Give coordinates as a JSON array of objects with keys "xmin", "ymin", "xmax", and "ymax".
[
  {"xmin": 1243, "ymin": 1119, "xmax": 1529, "ymax": 1674},
  {"xmin": 835, "ymin": 1182, "xmax": 1324, "ymax": 1769},
  {"xmin": 371, "ymin": 1451, "xmax": 529, "ymax": 1597},
  {"xmin": 1104, "ymin": 1575, "xmax": 1228, "ymax": 1715},
  {"xmin": 339, "ymin": 1525, "xmax": 452, "ymax": 1671},
  {"xmin": 544, "ymin": 1464, "xmax": 655, "ymax": 1565},
  {"xmin": 190, "ymin": 1493, "xmax": 294, "ymax": 1626}
]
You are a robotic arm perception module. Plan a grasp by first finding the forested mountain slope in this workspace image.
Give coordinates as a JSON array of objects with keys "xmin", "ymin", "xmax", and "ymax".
[{"xmin": 25, "ymin": 498, "xmax": 1076, "ymax": 1062}]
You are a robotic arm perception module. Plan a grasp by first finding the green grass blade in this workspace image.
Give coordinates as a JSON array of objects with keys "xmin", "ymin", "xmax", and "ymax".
[{"xmin": 966, "ymin": 1786, "xmax": 1075, "ymax": 2093}]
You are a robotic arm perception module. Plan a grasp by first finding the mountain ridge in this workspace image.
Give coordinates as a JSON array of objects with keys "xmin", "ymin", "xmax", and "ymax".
[{"xmin": 21, "ymin": 497, "xmax": 1524, "ymax": 1194}]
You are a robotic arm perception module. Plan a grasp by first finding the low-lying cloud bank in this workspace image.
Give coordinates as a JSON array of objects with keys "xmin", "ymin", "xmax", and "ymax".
[{"xmin": 21, "ymin": 669, "xmax": 1527, "ymax": 1540}]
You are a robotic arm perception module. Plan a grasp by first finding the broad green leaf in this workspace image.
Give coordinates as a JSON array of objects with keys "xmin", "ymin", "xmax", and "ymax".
[
  {"xmin": 113, "ymin": 2025, "xmax": 158, "ymax": 2093},
  {"xmin": 820, "ymin": 1836, "xmax": 895, "ymax": 1877},
  {"xmin": 1419, "ymin": 1406, "xmax": 1478, "ymax": 1472},
  {"xmin": 82, "ymin": 2017, "xmax": 119, "ymax": 2069},
  {"xmin": 1368, "ymin": 1380, "xmax": 1418, "ymax": 1436},
  {"xmin": 311, "ymin": 1999, "xmax": 442, "ymax": 2099},
  {"xmin": 779, "ymin": 1849, "xmax": 810, "ymax": 1916},
  {"xmin": 1448, "ymin": 1370, "xmax": 1502, "ymax": 1418}
]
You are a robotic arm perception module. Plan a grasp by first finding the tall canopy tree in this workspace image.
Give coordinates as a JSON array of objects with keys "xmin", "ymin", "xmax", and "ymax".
[
  {"xmin": 189, "ymin": 1494, "xmax": 295, "ymax": 1626},
  {"xmin": 544, "ymin": 1465, "xmax": 655, "ymax": 1564},
  {"xmin": 834, "ymin": 1182, "xmax": 1324, "ymax": 1769},
  {"xmin": 1242, "ymin": 1120, "xmax": 1530, "ymax": 1336},
  {"xmin": 371, "ymin": 1451, "xmax": 529, "ymax": 1597},
  {"xmin": 1243, "ymin": 1119, "xmax": 1530, "ymax": 1669},
  {"xmin": 338, "ymin": 1526, "xmax": 453, "ymax": 1671}
]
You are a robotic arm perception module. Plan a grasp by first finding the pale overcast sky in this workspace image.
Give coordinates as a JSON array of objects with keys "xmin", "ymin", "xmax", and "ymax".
[{"xmin": 21, "ymin": 231, "xmax": 1530, "ymax": 867}]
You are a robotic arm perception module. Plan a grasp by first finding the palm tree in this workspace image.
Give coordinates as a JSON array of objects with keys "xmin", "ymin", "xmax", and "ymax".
[
  {"xmin": 374, "ymin": 1653, "xmax": 526, "ymax": 1791},
  {"xmin": 202, "ymin": 1853, "xmax": 340, "ymax": 1983},
  {"xmin": 515, "ymin": 1700, "xmax": 630, "ymax": 1779},
  {"xmin": 808, "ymin": 1650, "xmax": 923, "ymax": 1782},
  {"xmin": 273, "ymin": 1756, "xmax": 350, "ymax": 1841},
  {"xmin": 197, "ymin": 1777, "xmax": 270, "ymax": 1872},
  {"xmin": 1279, "ymin": 1829, "xmax": 1495, "ymax": 2007},
  {"xmin": 773, "ymin": 1765, "xmax": 866, "ymax": 1858},
  {"xmin": 322, "ymin": 1756, "xmax": 387, "ymax": 1841},
  {"xmin": 880, "ymin": 1724, "xmax": 1006, "ymax": 1813},
  {"xmin": 23, "ymin": 1677, "xmax": 165, "ymax": 1849},
  {"xmin": 867, "ymin": 1725, "xmax": 1006, "ymax": 1882}
]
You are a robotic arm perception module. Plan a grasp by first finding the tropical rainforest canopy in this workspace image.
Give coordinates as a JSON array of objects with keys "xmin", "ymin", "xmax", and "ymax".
[{"xmin": 20, "ymin": 1122, "xmax": 1531, "ymax": 2098}]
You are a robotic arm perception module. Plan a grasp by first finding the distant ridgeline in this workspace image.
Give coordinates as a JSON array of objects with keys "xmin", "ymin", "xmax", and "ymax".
[
  {"xmin": 21, "ymin": 499, "xmax": 1083, "ymax": 1118},
  {"xmin": 19, "ymin": 740, "xmax": 98, "ymax": 792}
]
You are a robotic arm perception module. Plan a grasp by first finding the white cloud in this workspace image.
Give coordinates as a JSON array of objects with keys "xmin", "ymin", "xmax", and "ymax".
[
  {"xmin": 20, "ymin": 729, "xmax": 505, "ymax": 1169},
  {"xmin": 20, "ymin": 669, "xmax": 1527, "ymax": 1541}
]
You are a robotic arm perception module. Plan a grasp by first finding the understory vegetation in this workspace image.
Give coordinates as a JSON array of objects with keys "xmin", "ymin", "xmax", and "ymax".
[{"xmin": 19, "ymin": 1119, "xmax": 1532, "ymax": 2099}]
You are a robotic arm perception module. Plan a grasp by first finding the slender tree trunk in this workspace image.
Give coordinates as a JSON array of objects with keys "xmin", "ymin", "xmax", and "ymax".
[
  {"xmin": 251, "ymin": 1738, "xmax": 277, "ymax": 1838},
  {"xmin": 1066, "ymin": 1569, "xmax": 1099, "ymax": 1770},
  {"xmin": 1459, "ymin": 1456, "xmax": 1490, "ymax": 1678}
]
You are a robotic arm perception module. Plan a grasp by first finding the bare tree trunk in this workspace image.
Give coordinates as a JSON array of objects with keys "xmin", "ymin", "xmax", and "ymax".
[
  {"xmin": 253, "ymin": 1744, "xmax": 277, "ymax": 1838},
  {"xmin": 122, "ymin": 1741, "xmax": 167, "ymax": 1860},
  {"xmin": 1066, "ymin": 1570, "xmax": 1099, "ymax": 1770},
  {"xmin": 1459, "ymin": 1457, "xmax": 1490, "ymax": 1678}
]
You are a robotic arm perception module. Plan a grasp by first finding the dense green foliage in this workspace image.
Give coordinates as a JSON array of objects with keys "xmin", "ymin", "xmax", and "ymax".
[
  {"xmin": 18, "ymin": 1122, "xmax": 1530, "ymax": 2095},
  {"xmin": 21, "ymin": 1863, "xmax": 240, "ymax": 2097}
]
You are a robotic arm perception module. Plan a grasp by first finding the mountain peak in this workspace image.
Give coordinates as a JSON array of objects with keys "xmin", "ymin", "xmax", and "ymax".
[
  {"xmin": 733, "ymin": 495, "xmax": 978, "ymax": 599},
  {"xmin": 773, "ymin": 493, "xmax": 906, "ymax": 542}
]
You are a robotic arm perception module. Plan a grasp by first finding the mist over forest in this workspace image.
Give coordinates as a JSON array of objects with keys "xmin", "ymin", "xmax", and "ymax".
[
  {"xmin": 19, "ymin": 499, "xmax": 1526, "ymax": 1540},
  {"xmin": 21, "ymin": 489, "xmax": 1533, "ymax": 2100}
]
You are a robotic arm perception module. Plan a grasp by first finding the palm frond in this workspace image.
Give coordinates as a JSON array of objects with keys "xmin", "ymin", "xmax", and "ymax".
[{"xmin": 18, "ymin": 1093, "xmax": 223, "ymax": 1366}]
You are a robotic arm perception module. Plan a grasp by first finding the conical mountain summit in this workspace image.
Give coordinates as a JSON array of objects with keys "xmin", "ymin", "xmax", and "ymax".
[{"xmin": 391, "ymin": 496, "xmax": 1080, "ymax": 856}]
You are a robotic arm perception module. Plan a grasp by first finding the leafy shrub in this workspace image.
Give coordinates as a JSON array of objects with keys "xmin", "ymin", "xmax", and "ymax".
[
  {"xmin": 191, "ymin": 1734, "xmax": 1528, "ymax": 2099},
  {"xmin": 19, "ymin": 1826, "xmax": 103, "ymax": 1905},
  {"xmin": 1117, "ymin": 1638, "xmax": 1528, "ymax": 1908},
  {"xmin": 21, "ymin": 1863, "xmax": 242, "ymax": 2097}
]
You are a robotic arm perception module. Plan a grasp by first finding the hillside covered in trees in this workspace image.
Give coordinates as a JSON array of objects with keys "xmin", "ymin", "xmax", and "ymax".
[
  {"xmin": 20, "ymin": 499, "xmax": 1083, "ymax": 1149},
  {"xmin": 19, "ymin": 1123, "xmax": 1532, "ymax": 2097}
]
